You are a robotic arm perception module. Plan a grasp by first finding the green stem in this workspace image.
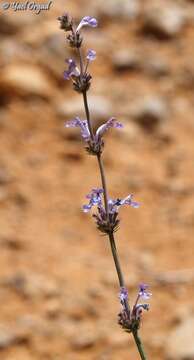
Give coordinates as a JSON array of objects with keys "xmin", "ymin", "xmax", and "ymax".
[
  {"xmin": 109, "ymin": 232, "xmax": 124, "ymax": 287},
  {"xmin": 77, "ymin": 47, "xmax": 94, "ymax": 141},
  {"xmin": 82, "ymin": 90, "xmax": 94, "ymax": 140},
  {"xmin": 133, "ymin": 331, "xmax": 147, "ymax": 360},
  {"xmin": 78, "ymin": 47, "xmax": 84, "ymax": 75},
  {"xmin": 96, "ymin": 153, "xmax": 109, "ymax": 216},
  {"xmin": 77, "ymin": 41, "xmax": 148, "ymax": 360},
  {"xmin": 81, "ymin": 80, "xmax": 130, "ymax": 318}
]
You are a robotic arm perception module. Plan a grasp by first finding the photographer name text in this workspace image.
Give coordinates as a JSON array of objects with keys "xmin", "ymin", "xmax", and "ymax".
[{"xmin": 2, "ymin": 1, "xmax": 53, "ymax": 14}]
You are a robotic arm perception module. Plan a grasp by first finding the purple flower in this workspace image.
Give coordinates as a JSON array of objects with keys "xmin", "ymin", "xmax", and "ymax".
[
  {"xmin": 108, "ymin": 195, "xmax": 139, "ymax": 212},
  {"xmin": 65, "ymin": 117, "xmax": 123, "ymax": 143},
  {"xmin": 82, "ymin": 188, "xmax": 103, "ymax": 212},
  {"xmin": 119, "ymin": 287, "xmax": 128, "ymax": 304},
  {"xmin": 131, "ymin": 284, "xmax": 151, "ymax": 321},
  {"xmin": 76, "ymin": 16, "xmax": 98, "ymax": 32},
  {"xmin": 118, "ymin": 284, "xmax": 151, "ymax": 332},
  {"xmin": 138, "ymin": 284, "xmax": 152, "ymax": 300},
  {"xmin": 86, "ymin": 49, "xmax": 96, "ymax": 61},
  {"xmin": 83, "ymin": 188, "xmax": 139, "ymax": 214},
  {"xmin": 65, "ymin": 117, "xmax": 90, "ymax": 141},
  {"xmin": 64, "ymin": 59, "xmax": 80, "ymax": 80},
  {"xmin": 96, "ymin": 117, "xmax": 123, "ymax": 139},
  {"xmin": 114, "ymin": 195, "xmax": 140, "ymax": 209}
]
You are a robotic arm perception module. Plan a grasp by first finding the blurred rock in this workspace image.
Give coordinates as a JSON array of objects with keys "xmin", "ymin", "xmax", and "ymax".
[
  {"xmin": 70, "ymin": 330, "xmax": 98, "ymax": 350},
  {"xmin": 131, "ymin": 96, "xmax": 169, "ymax": 131},
  {"xmin": 17, "ymin": 314, "xmax": 52, "ymax": 336},
  {"xmin": 37, "ymin": 33, "xmax": 67, "ymax": 80},
  {"xmin": 143, "ymin": 57, "xmax": 170, "ymax": 77},
  {"xmin": 0, "ymin": 236, "xmax": 24, "ymax": 251},
  {"xmin": 173, "ymin": 305, "xmax": 193, "ymax": 324},
  {"xmin": 96, "ymin": 0, "xmax": 140, "ymax": 19},
  {"xmin": 0, "ymin": 166, "xmax": 11, "ymax": 185},
  {"xmin": 44, "ymin": 299, "xmax": 61, "ymax": 319},
  {"xmin": 176, "ymin": 65, "xmax": 194, "ymax": 90},
  {"xmin": 0, "ymin": 324, "xmax": 28, "ymax": 349},
  {"xmin": 121, "ymin": 121, "xmax": 139, "ymax": 143},
  {"xmin": 106, "ymin": 329, "xmax": 131, "ymax": 347},
  {"xmin": 56, "ymin": 95, "xmax": 112, "ymax": 124},
  {"xmin": 101, "ymin": 270, "xmax": 117, "ymax": 287},
  {"xmin": 112, "ymin": 49, "xmax": 141, "ymax": 72},
  {"xmin": 0, "ymin": 65, "xmax": 53, "ymax": 98},
  {"xmin": 87, "ymin": 285, "xmax": 104, "ymax": 299},
  {"xmin": 0, "ymin": 40, "xmax": 33, "ymax": 67},
  {"xmin": 0, "ymin": 188, "xmax": 8, "ymax": 202},
  {"xmin": 0, "ymin": 13, "xmax": 38, "ymax": 35},
  {"xmin": 13, "ymin": 191, "xmax": 29, "ymax": 208},
  {"xmin": 66, "ymin": 296, "xmax": 99, "ymax": 320},
  {"xmin": 142, "ymin": 3, "xmax": 186, "ymax": 39},
  {"xmin": 3, "ymin": 350, "xmax": 34, "ymax": 360},
  {"xmin": 165, "ymin": 316, "xmax": 194, "ymax": 359},
  {"xmin": 0, "ymin": 326, "xmax": 17, "ymax": 349},
  {"xmin": 0, "ymin": 14, "xmax": 21, "ymax": 35},
  {"xmin": 2, "ymin": 273, "xmax": 59, "ymax": 299}
]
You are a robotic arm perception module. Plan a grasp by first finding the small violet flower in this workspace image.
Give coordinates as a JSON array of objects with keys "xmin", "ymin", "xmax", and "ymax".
[
  {"xmin": 118, "ymin": 284, "xmax": 151, "ymax": 332},
  {"xmin": 86, "ymin": 49, "xmax": 96, "ymax": 61},
  {"xmin": 64, "ymin": 59, "xmax": 80, "ymax": 80},
  {"xmin": 82, "ymin": 188, "xmax": 139, "ymax": 234},
  {"xmin": 132, "ymin": 284, "xmax": 151, "ymax": 321},
  {"xmin": 96, "ymin": 117, "xmax": 123, "ymax": 139},
  {"xmin": 76, "ymin": 16, "xmax": 98, "ymax": 32},
  {"xmin": 138, "ymin": 283, "xmax": 152, "ymax": 300},
  {"xmin": 65, "ymin": 117, "xmax": 123, "ymax": 143},
  {"xmin": 119, "ymin": 287, "xmax": 129, "ymax": 304},
  {"xmin": 83, "ymin": 188, "xmax": 103, "ymax": 212},
  {"xmin": 65, "ymin": 117, "xmax": 90, "ymax": 141},
  {"xmin": 83, "ymin": 188, "xmax": 139, "ymax": 214},
  {"xmin": 114, "ymin": 195, "xmax": 140, "ymax": 209}
]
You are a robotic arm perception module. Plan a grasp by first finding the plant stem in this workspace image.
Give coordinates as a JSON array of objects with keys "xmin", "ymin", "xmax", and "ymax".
[
  {"xmin": 96, "ymin": 153, "xmax": 109, "ymax": 216},
  {"xmin": 133, "ymin": 330, "xmax": 147, "ymax": 360},
  {"xmin": 79, "ymin": 48, "xmax": 148, "ymax": 360},
  {"xmin": 78, "ymin": 47, "xmax": 84, "ymax": 75},
  {"xmin": 109, "ymin": 232, "xmax": 124, "ymax": 287},
  {"xmin": 82, "ymin": 90, "xmax": 94, "ymax": 140},
  {"xmin": 82, "ymin": 89, "xmax": 130, "ymax": 315},
  {"xmin": 77, "ymin": 47, "xmax": 94, "ymax": 140}
]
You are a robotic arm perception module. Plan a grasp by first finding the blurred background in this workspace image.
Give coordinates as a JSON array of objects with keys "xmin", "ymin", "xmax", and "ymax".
[{"xmin": 1, "ymin": 0, "xmax": 194, "ymax": 359}]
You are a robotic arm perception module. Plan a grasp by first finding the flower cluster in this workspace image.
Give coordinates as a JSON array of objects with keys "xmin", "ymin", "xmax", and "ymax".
[
  {"xmin": 65, "ymin": 117, "xmax": 123, "ymax": 155},
  {"xmin": 58, "ymin": 14, "xmax": 97, "ymax": 46},
  {"xmin": 118, "ymin": 284, "xmax": 151, "ymax": 333},
  {"xmin": 58, "ymin": 15, "xmax": 98, "ymax": 92},
  {"xmin": 83, "ymin": 188, "xmax": 139, "ymax": 234}
]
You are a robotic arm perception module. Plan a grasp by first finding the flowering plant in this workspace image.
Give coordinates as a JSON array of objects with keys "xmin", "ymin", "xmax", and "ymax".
[{"xmin": 58, "ymin": 13, "xmax": 151, "ymax": 359}]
